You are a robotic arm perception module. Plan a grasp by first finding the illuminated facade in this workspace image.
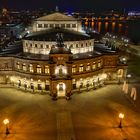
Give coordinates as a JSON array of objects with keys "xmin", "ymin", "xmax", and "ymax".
[{"xmin": 0, "ymin": 12, "xmax": 127, "ymax": 99}]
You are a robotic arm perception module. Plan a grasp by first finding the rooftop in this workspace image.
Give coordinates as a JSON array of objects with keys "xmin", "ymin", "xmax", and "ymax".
[
  {"xmin": 36, "ymin": 12, "xmax": 78, "ymax": 21},
  {"xmin": 24, "ymin": 28, "xmax": 91, "ymax": 41}
]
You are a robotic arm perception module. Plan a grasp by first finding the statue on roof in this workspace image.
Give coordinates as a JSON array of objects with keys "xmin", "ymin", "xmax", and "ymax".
[{"xmin": 56, "ymin": 33, "xmax": 64, "ymax": 47}]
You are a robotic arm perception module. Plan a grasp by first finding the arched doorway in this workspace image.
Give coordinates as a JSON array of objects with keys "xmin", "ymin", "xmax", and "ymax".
[{"xmin": 57, "ymin": 82, "xmax": 66, "ymax": 97}]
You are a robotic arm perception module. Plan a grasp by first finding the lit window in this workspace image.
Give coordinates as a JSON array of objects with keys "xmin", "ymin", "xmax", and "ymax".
[
  {"xmin": 86, "ymin": 63, "xmax": 90, "ymax": 71},
  {"xmin": 98, "ymin": 60, "xmax": 101, "ymax": 68},
  {"xmin": 72, "ymin": 65, "xmax": 76, "ymax": 73},
  {"xmin": 92, "ymin": 62, "xmax": 96, "ymax": 70},
  {"xmin": 79, "ymin": 64, "xmax": 84, "ymax": 72},
  {"xmin": 58, "ymin": 57, "xmax": 63, "ymax": 60},
  {"xmin": 45, "ymin": 66, "xmax": 50, "ymax": 74},
  {"xmin": 29, "ymin": 64, "xmax": 34, "ymax": 73},
  {"xmin": 37, "ymin": 65, "xmax": 41, "ymax": 73},
  {"xmin": 22, "ymin": 63, "xmax": 27, "ymax": 71},
  {"xmin": 16, "ymin": 62, "xmax": 20, "ymax": 69}
]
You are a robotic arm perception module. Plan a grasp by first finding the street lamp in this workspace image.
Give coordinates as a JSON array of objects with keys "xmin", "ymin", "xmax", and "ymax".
[
  {"xmin": 3, "ymin": 119, "xmax": 10, "ymax": 135},
  {"xmin": 127, "ymin": 74, "xmax": 131, "ymax": 83},
  {"xmin": 118, "ymin": 113, "xmax": 124, "ymax": 128}
]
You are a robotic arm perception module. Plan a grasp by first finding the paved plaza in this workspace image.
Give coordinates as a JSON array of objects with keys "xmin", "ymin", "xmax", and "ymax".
[{"xmin": 0, "ymin": 83, "xmax": 139, "ymax": 140}]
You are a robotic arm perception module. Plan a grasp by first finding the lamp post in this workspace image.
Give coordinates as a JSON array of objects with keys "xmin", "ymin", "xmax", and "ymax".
[
  {"xmin": 118, "ymin": 113, "xmax": 124, "ymax": 128},
  {"xmin": 3, "ymin": 119, "xmax": 10, "ymax": 135}
]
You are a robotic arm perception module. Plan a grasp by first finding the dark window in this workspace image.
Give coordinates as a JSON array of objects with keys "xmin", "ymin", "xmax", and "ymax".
[
  {"xmin": 41, "ymin": 44, "xmax": 43, "ymax": 48},
  {"xmin": 55, "ymin": 24, "xmax": 59, "ymax": 27},
  {"xmin": 38, "ymin": 24, "xmax": 42, "ymax": 28},
  {"xmin": 72, "ymin": 24, "xmax": 76, "ymax": 28},
  {"xmin": 73, "ymin": 84, "xmax": 76, "ymax": 89},
  {"xmin": 50, "ymin": 24, "xmax": 54, "ymax": 28},
  {"xmin": 38, "ymin": 84, "xmax": 42, "ymax": 90},
  {"xmin": 66, "ymin": 24, "xmax": 70, "ymax": 28},
  {"xmin": 44, "ymin": 24, "xmax": 48, "ymax": 28},
  {"xmin": 45, "ymin": 85, "xmax": 49, "ymax": 91},
  {"xmin": 30, "ymin": 83, "xmax": 34, "ymax": 90},
  {"xmin": 61, "ymin": 24, "xmax": 65, "ymax": 28}
]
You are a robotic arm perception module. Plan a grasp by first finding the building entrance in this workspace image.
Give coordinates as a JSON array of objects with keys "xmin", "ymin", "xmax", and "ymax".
[{"xmin": 57, "ymin": 82, "xmax": 66, "ymax": 97}]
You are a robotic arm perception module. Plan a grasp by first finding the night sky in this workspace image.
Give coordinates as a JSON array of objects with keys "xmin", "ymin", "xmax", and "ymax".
[{"xmin": 0, "ymin": 0, "xmax": 140, "ymax": 11}]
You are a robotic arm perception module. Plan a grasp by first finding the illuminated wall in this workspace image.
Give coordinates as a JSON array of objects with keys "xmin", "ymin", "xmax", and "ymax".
[{"xmin": 23, "ymin": 39, "xmax": 94, "ymax": 55}]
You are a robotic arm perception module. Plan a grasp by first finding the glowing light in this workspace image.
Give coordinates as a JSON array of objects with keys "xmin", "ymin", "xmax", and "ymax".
[
  {"xmin": 119, "ymin": 113, "xmax": 124, "ymax": 119},
  {"xmin": 127, "ymin": 74, "xmax": 131, "ymax": 78},
  {"xmin": 27, "ymin": 31, "xmax": 30, "ymax": 34},
  {"xmin": 3, "ymin": 119, "xmax": 9, "ymax": 125}
]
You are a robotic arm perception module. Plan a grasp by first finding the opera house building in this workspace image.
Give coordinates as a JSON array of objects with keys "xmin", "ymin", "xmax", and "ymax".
[{"xmin": 0, "ymin": 12, "xmax": 127, "ymax": 99}]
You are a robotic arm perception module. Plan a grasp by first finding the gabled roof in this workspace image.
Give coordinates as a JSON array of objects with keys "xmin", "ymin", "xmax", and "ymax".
[{"xmin": 36, "ymin": 12, "xmax": 77, "ymax": 21}]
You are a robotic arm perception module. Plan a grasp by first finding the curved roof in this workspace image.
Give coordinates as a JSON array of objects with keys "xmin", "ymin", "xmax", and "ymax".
[
  {"xmin": 24, "ymin": 28, "xmax": 91, "ymax": 41},
  {"xmin": 36, "ymin": 12, "xmax": 77, "ymax": 21}
]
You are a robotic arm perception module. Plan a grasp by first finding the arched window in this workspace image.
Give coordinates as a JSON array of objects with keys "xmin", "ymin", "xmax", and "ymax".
[
  {"xmin": 41, "ymin": 44, "xmax": 43, "ymax": 48},
  {"xmin": 29, "ymin": 64, "xmax": 34, "ymax": 73},
  {"xmin": 55, "ymin": 65, "xmax": 67, "ymax": 75},
  {"xmin": 22, "ymin": 63, "xmax": 27, "ymax": 71},
  {"xmin": 79, "ymin": 64, "xmax": 84, "ymax": 72},
  {"xmin": 72, "ymin": 65, "xmax": 76, "ymax": 73},
  {"xmin": 97, "ymin": 60, "xmax": 101, "ymax": 68},
  {"xmin": 16, "ymin": 62, "xmax": 20, "ymax": 69},
  {"xmin": 86, "ymin": 63, "xmax": 90, "ymax": 71},
  {"xmin": 45, "ymin": 65, "xmax": 50, "ymax": 74},
  {"xmin": 35, "ymin": 44, "xmax": 37, "ymax": 48},
  {"xmin": 46, "ymin": 45, "xmax": 49, "ymax": 49},
  {"xmin": 36, "ymin": 65, "xmax": 41, "ymax": 73},
  {"xmin": 92, "ymin": 62, "xmax": 96, "ymax": 70}
]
